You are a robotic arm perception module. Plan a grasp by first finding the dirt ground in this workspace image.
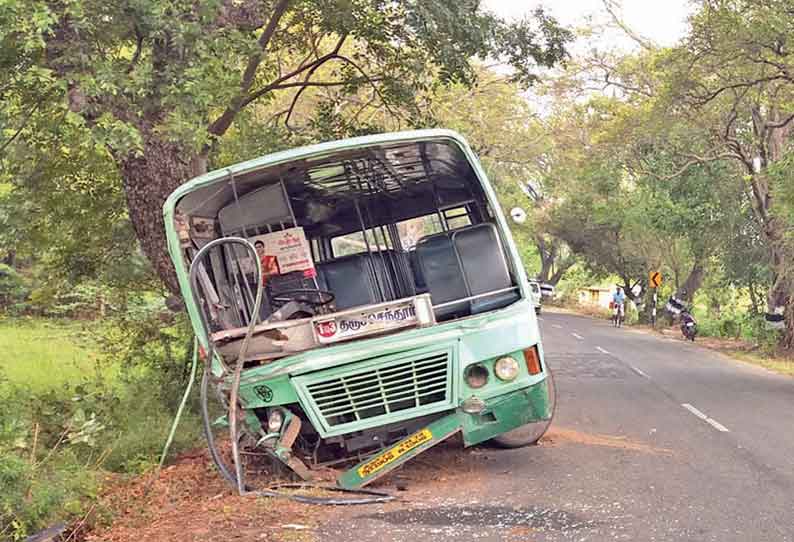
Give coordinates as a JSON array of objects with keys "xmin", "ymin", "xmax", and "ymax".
[
  {"xmin": 85, "ymin": 447, "xmax": 319, "ymax": 542},
  {"xmin": 82, "ymin": 437, "xmax": 487, "ymax": 542},
  {"xmin": 81, "ymin": 425, "xmax": 672, "ymax": 542}
]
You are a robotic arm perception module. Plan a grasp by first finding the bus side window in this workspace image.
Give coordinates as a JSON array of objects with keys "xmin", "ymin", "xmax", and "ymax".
[{"xmin": 443, "ymin": 206, "xmax": 471, "ymax": 229}]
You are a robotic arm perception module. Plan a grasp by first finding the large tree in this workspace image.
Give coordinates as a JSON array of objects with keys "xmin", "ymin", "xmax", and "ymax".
[
  {"xmin": 3, "ymin": 0, "xmax": 571, "ymax": 293},
  {"xmin": 662, "ymin": 0, "xmax": 794, "ymax": 344},
  {"xmin": 426, "ymin": 67, "xmax": 575, "ymax": 283}
]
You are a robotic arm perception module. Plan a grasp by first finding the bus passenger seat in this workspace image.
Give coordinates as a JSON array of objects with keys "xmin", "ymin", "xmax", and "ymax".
[
  {"xmin": 317, "ymin": 254, "xmax": 379, "ymax": 310},
  {"xmin": 416, "ymin": 223, "xmax": 520, "ymax": 319},
  {"xmin": 408, "ymin": 249, "xmax": 428, "ymax": 293},
  {"xmin": 415, "ymin": 233, "xmax": 469, "ymax": 320},
  {"xmin": 452, "ymin": 224, "xmax": 519, "ymax": 314}
]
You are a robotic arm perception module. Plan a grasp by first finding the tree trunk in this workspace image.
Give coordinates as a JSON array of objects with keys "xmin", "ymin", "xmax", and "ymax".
[
  {"xmin": 676, "ymin": 261, "xmax": 705, "ymax": 303},
  {"xmin": 748, "ymin": 171, "xmax": 792, "ymax": 347},
  {"xmin": 548, "ymin": 261, "xmax": 572, "ymax": 286},
  {"xmin": 784, "ymin": 303, "xmax": 794, "ymax": 350},
  {"xmin": 118, "ymin": 134, "xmax": 205, "ymax": 295},
  {"xmin": 641, "ymin": 284, "xmax": 656, "ymax": 324},
  {"xmin": 536, "ymin": 236, "xmax": 573, "ymax": 285},
  {"xmin": 1, "ymin": 250, "xmax": 15, "ymax": 267},
  {"xmin": 748, "ymin": 281, "xmax": 758, "ymax": 315},
  {"xmin": 535, "ymin": 236, "xmax": 555, "ymax": 282}
]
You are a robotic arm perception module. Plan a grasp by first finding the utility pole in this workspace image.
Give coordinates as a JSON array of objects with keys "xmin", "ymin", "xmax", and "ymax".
[{"xmin": 652, "ymin": 289, "xmax": 657, "ymax": 326}]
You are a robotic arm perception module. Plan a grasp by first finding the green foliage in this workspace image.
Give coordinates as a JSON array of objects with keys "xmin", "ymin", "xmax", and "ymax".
[
  {"xmin": 0, "ymin": 310, "xmax": 203, "ymax": 537},
  {"xmin": 0, "ymin": 448, "xmax": 98, "ymax": 541},
  {"xmin": 0, "ymin": 264, "xmax": 28, "ymax": 313},
  {"xmin": 1, "ymin": 0, "xmax": 572, "ymax": 300},
  {"xmin": 553, "ymin": 264, "xmax": 601, "ymax": 304},
  {"xmin": 4, "ymin": 0, "xmax": 571, "ymax": 154},
  {"xmin": 0, "ymin": 374, "xmax": 100, "ymax": 541}
]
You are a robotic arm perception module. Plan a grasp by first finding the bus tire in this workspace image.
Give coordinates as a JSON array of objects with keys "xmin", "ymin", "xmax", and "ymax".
[{"xmin": 490, "ymin": 368, "xmax": 556, "ymax": 448}]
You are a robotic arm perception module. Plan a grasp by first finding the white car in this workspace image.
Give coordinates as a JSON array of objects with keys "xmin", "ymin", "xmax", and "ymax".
[{"xmin": 528, "ymin": 281, "xmax": 542, "ymax": 314}]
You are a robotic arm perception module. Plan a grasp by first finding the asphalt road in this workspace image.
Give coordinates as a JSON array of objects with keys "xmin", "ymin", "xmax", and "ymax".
[{"xmin": 319, "ymin": 310, "xmax": 794, "ymax": 542}]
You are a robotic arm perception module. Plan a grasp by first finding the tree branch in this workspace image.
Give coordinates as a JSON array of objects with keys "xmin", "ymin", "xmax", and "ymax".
[
  {"xmin": 271, "ymin": 77, "xmax": 383, "ymax": 91},
  {"xmin": 766, "ymin": 111, "xmax": 794, "ymax": 129},
  {"xmin": 279, "ymin": 45, "xmax": 398, "ymax": 130},
  {"xmin": 0, "ymin": 101, "xmax": 40, "ymax": 156},
  {"xmin": 239, "ymin": 33, "xmax": 348, "ymax": 109},
  {"xmin": 603, "ymin": 71, "xmax": 653, "ymax": 97},
  {"xmin": 651, "ymin": 150, "xmax": 741, "ymax": 181},
  {"xmin": 206, "ymin": 0, "xmax": 291, "ymax": 139},
  {"xmin": 127, "ymin": 23, "xmax": 144, "ymax": 74},
  {"xmin": 690, "ymin": 75, "xmax": 789, "ymax": 106},
  {"xmin": 602, "ymin": 0, "xmax": 655, "ymax": 51},
  {"xmin": 332, "ymin": 53, "xmax": 399, "ymax": 119}
]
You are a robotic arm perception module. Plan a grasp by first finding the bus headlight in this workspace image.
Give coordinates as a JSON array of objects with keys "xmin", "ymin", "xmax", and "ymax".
[
  {"xmin": 494, "ymin": 357, "xmax": 520, "ymax": 381},
  {"xmin": 267, "ymin": 409, "xmax": 284, "ymax": 433},
  {"xmin": 465, "ymin": 364, "xmax": 489, "ymax": 389}
]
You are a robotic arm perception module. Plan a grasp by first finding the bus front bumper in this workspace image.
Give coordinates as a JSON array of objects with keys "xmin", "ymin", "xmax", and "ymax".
[{"xmin": 337, "ymin": 376, "xmax": 552, "ymax": 489}]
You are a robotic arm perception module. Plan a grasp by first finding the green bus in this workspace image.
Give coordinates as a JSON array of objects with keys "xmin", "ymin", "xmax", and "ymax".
[{"xmin": 164, "ymin": 129, "xmax": 554, "ymax": 490}]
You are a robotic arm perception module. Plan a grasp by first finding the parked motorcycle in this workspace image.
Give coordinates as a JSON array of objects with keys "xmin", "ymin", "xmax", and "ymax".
[{"xmin": 680, "ymin": 309, "xmax": 697, "ymax": 341}]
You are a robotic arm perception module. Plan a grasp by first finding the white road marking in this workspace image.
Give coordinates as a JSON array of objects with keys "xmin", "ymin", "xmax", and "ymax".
[
  {"xmin": 552, "ymin": 324, "xmax": 563, "ymax": 329},
  {"xmin": 594, "ymin": 346, "xmax": 649, "ymax": 378},
  {"xmin": 537, "ymin": 316, "xmax": 544, "ymax": 321},
  {"xmin": 681, "ymin": 403, "xmax": 708, "ymax": 419},
  {"xmin": 630, "ymin": 366, "xmax": 650, "ymax": 379},
  {"xmin": 705, "ymin": 418, "xmax": 731, "ymax": 432},
  {"xmin": 571, "ymin": 332, "xmax": 584, "ymax": 340},
  {"xmin": 681, "ymin": 403, "xmax": 730, "ymax": 432}
]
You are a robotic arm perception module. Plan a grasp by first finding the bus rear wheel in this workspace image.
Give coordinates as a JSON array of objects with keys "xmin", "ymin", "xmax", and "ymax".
[{"xmin": 490, "ymin": 368, "xmax": 556, "ymax": 448}]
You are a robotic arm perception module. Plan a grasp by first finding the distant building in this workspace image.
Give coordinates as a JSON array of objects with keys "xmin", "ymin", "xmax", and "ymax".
[{"xmin": 578, "ymin": 286, "xmax": 612, "ymax": 309}]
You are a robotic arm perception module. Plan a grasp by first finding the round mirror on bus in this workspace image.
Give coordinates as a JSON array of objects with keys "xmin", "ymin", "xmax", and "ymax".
[{"xmin": 510, "ymin": 207, "xmax": 527, "ymax": 224}]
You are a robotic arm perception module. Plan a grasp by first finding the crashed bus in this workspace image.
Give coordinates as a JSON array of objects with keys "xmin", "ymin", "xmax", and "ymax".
[{"xmin": 164, "ymin": 129, "xmax": 554, "ymax": 490}]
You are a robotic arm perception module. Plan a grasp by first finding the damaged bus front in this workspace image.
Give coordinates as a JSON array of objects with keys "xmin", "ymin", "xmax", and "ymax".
[{"xmin": 164, "ymin": 129, "xmax": 554, "ymax": 490}]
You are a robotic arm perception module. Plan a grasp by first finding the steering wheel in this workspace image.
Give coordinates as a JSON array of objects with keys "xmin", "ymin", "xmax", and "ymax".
[{"xmin": 272, "ymin": 288, "xmax": 336, "ymax": 307}]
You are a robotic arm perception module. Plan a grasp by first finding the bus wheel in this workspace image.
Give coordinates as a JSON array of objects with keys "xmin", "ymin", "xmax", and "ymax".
[{"xmin": 490, "ymin": 368, "xmax": 556, "ymax": 448}]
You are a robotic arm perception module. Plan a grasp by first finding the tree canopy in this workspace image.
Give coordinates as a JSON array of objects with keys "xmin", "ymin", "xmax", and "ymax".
[
  {"xmin": 6, "ymin": 0, "xmax": 794, "ymax": 348},
  {"xmin": 1, "ymin": 0, "xmax": 571, "ymax": 293}
]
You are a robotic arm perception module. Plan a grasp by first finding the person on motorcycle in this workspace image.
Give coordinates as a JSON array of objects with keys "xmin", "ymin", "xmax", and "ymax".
[
  {"xmin": 678, "ymin": 291, "xmax": 697, "ymax": 341},
  {"xmin": 612, "ymin": 286, "xmax": 626, "ymax": 325}
]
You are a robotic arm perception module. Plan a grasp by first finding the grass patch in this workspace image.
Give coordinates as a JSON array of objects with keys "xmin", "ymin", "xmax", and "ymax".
[
  {"xmin": 728, "ymin": 351, "xmax": 794, "ymax": 377},
  {"xmin": 0, "ymin": 316, "xmax": 204, "ymax": 539},
  {"xmin": 0, "ymin": 318, "xmax": 113, "ymax": 391}
]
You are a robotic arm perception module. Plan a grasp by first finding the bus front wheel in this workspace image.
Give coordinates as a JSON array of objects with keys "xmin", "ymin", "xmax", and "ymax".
[{"xmin": 489, "ymin": 368, "xmax": 556, "ymax": 448}]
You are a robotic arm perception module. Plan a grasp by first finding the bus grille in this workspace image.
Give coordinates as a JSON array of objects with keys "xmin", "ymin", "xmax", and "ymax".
[{"xmin": 295, "ymin": 347, "xmax": 454, "ymax": 435}]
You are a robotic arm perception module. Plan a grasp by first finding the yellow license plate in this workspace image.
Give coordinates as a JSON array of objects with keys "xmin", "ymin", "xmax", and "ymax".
[{"xmin": 357, "ymin": 428, "xmax": 433, "ymax": 478}]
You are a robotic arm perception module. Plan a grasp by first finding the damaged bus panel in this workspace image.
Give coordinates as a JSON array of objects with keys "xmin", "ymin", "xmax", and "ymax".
[{"xmin": 164, "ymin": 130, "xmax": 555, "ymax": 490}]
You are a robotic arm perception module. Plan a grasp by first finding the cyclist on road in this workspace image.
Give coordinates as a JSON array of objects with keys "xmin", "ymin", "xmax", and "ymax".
[{"xmin": 612, "ymin": 286, "xmax": 626, "ymax": 326}]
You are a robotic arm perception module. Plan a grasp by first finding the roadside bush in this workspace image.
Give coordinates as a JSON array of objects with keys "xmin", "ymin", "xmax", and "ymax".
[
  {"xmin": 27, "ymin": 282, "xmax": 113, "ymax": 319},
  {"xmin": 0, "ymin": 365, "xmax": 204, "ymax": 538},
  {"xmin": 693, "ymin": 311, "xmax": 781, "ymax": 351},
  {"xmin": 0, "ymin": 302, "xmax": 204, "ymax": 539},
  {"xmin": 739, "ymin": 313, "xmax": 781, "ymax": 351},
  {"xmin": 0, "ymin": 449, "xmax": 98, "ymax": 541},
  {"xmin": 624, "ymin": 301, "xmax": 639, "ymax": 325},
  {"xmin": 0, "ymin": 264, "xmax": 29, "ymax": 315},
  {"xmin": 0, "ymin": 375, "xmax": 100, "ymax": 540},
  {"xmin": 697, "ymin": 315, "xmax": 742, "ymax": 338}
]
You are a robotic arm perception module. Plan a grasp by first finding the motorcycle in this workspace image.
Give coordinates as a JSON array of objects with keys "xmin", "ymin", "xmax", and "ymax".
[{"xmin": 680, "ymin": 309, "xmax": 697, "ymax": 341}]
